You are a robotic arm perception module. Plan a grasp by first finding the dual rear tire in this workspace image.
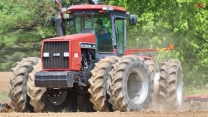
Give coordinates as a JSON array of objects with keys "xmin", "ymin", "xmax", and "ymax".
[
  {"xmin": 88, "ymin": 56, "xmax": 183, "ymax": 112},
  {"xmin": 109, "ymin": 55, "xmax": 153, "ymax": 111},
  {"xmin": 88, "ymin": 56, "xmax": 119, "ymax": 111},
  {"xmin": 156, "ymin": 59, "xmax": 183, "ymax": 110},
  {"xmin": 89, "ymin": 55, "xmax": 153, "ymax": 111}
]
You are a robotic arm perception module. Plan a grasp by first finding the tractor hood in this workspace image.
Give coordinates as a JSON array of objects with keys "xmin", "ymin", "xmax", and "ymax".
[
  {"xmin": 44, "ymin": 33, "xmax": 96, "ymax": 43},
  {"xmin": 41, "ymin": 33, "xmax": 96, "ymax": 71}
]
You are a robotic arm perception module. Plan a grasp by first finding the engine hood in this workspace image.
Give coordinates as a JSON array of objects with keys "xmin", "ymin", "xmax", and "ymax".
[{"xmin": 44, "ymin": 33, "xmax": 96, "ymax": 43}]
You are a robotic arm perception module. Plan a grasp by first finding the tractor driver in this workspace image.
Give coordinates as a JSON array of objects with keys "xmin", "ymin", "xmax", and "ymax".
[{"xmin": 94, "ymin": 19, "xmax": 112, "ymax": 51}]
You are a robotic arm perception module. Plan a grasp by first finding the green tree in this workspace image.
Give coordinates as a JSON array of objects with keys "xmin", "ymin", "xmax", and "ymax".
[{"xmin": 0, "ymin": 1, "xmax": 56, "ymax": 71}]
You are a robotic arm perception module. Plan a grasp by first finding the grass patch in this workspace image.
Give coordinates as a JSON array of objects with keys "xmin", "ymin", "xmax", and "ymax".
[
  {"xmin": 0, "ymin": 91, "xmax": 9, "ymax": 101},
  {"xmin": 184, "ymin": 86, "xmax": 208, "ymax": 95}
]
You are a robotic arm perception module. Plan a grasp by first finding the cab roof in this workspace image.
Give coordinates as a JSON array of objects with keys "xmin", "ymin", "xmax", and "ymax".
[{"xmin": 67, "ymin": 4, "xmax": 127, "ymax": 12}]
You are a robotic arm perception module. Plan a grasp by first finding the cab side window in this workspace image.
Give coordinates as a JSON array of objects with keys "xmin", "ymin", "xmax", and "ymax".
[{"xmin": 115, "ymin": 19, "xmax": 125, "ymax": 55}]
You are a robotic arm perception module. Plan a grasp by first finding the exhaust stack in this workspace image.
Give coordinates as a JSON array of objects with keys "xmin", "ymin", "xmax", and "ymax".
[{"xmin": 55, "ymin": 0, "xmax": 65, "ymax": 37}]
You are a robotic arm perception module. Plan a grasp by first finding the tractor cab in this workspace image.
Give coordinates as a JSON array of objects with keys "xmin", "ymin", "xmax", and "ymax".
[{"xmin": 66, "ymin": 5, "xmax": 136, "ymax": 57}]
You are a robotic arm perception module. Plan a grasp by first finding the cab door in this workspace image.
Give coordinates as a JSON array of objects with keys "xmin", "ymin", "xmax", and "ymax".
[{"xmin": 114, "ymin": 18, "xmax": 126, "ymax": 55}]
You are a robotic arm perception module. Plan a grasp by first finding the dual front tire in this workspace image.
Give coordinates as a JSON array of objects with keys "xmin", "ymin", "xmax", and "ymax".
[
  {"xmin": 9, "ymin": 57, "xmax": 44, "ymax": 112},
  {"xmin": 89, "ymin": 55, "xmax": 153, "ymax": 111}
]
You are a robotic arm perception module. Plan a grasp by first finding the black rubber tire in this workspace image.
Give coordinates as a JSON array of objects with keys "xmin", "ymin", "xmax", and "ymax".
[
  {"xmin": 42, "ymin": 91, "xmax": 73, "ymax": 112},
  {"xmin": 26, "ymin": 58, "xmax": 46, "ymax": 112},
  {"xmin": 8, "ymin": 57, "xmax": 38, "ymax": 112},
  {"xmin": 110, "ymin": 55, "xmax": 153, "ymax": 111},
  {"xmin": 144, "ymin": 60, "xmax": 157, "ymax": 110},
  {"xmin": 88, "ymin": 56, "xmax": 119, "ymax": 111},
  {"xmin": 144, "ymin": 60, "xmax": 157, "ymax": 85},
  {"xmin": 158, "ymin": 59, "xmax": 183, "ymax": 110}
]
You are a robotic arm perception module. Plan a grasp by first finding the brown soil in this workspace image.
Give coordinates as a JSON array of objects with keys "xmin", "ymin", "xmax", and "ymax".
[
  {"xmin": 1, "ymin": 111, "xmax": 208, "ymax": 117},
  {"xmin": 1, "ymin": 72, "xmax": 208, "ymax": 116},
  {"xmin": 0, "ymin": 72, "xmax": 12, "ymax": 104},
  {"xmin": 0, "ymin": 72, "xmax": 12, "ymax": 93}
]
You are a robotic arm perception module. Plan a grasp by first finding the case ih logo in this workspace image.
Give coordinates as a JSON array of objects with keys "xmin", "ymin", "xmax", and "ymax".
[
  {"xmin": 80, "ymin": 43, "xmax": 96, "ymax": 48},
  {"xmin": 53, "ymin": 53, "xmax": 60, "ymax": 56}
]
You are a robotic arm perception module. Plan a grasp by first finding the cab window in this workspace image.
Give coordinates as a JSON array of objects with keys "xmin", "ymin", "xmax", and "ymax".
[{"xmin": 69, "ymin": 14, "xmax": 113, "ymax": 53}]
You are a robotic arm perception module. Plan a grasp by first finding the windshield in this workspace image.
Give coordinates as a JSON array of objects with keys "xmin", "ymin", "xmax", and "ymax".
[{"xmin": 69, "ymin": 14, "xmax": 113, "ymax": 52}]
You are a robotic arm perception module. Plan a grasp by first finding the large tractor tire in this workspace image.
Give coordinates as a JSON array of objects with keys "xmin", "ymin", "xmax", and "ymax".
[
  {"xmin": 157, "ymin": 59, "xmax": 183, "ymax": 110},
  {"xmin": 144, "ymin": 60, "xmax": 158, "ymax": 110},
  {"xmin": 88, "ymin": 56, "xmax": 119, "ymax": 111},
  {"xmin": 26, "ymin": 58, "xmax": 46, "ymax": 112},
  {"xmin": 144, "ymin": 60, "xmax": 157, "ymax": 86},
  {"xmin": 9, "ymin": 57, "xmax": 40, "ymax": 112},
  {"xmin": 109, "ymin": 55, "xmax": 153, "ymax": 111},
  {"xmin": 42, "ymin": 90, "xmax": 75, "ymax": 112}
]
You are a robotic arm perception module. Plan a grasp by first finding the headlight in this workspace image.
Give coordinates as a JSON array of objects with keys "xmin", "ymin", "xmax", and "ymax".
[
  {"xmin": 43, "ymin": 52, "xmax": 50, "ymax": 57},
  {"xmin": 64, "ymin": 52, "xmax": 69, "ymax": 57}
]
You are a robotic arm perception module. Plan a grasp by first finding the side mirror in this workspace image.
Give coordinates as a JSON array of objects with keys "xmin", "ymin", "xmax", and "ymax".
[
  {"xmin": 50, "ymin": 17, "xmax": 56, "ymax": 27},
  {"xmin": 129, "ymin": 15, "xmax": 137, "ymax": 25},
  {"xmin": 68, "ymin": 15, "xmax": 74, "ymax": 26},
  {"xmin": 68, "ymin": 15, "xmax": 74, "ymax": 21}
]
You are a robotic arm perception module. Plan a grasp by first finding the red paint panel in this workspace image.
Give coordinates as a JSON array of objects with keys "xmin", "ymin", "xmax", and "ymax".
[
  {"xmin": 41, "ymin": 33, "xmax": 96, "ymax": 71},
  {"xmin": 184, "ymin": 94, "xmax": 208, "ymax": 99},
  {"xmin": 69, "ymin": 34, "xmax": 96, "ymax": 70}
]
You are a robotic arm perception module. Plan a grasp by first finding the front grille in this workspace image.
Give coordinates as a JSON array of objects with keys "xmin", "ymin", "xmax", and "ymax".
[{"xmin": 43, "ymin": 41, "xmax": 69, "ymax": 69}]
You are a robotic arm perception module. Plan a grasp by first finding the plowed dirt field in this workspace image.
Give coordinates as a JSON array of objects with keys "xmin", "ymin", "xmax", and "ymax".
[
  {"xmin": 1, "ymin": 72, "xmax": 208, "ymax": 117},
  {"xmin": 0, "ymin": 72, "xmax": 11, "ymax": 92},
  {"xmin": 1, "ymin": 111, "xmax": 208, "ymax": 117}
]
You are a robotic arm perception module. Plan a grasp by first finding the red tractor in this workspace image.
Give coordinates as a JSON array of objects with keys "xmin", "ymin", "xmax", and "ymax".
[{"xmin": 8, "ymin": 0, "xmax": 183, "ymax": 112}]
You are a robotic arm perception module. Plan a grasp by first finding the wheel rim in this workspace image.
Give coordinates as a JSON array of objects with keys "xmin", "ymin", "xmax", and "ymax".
[
  {"xmin": 176, "ymin": 69, "xmax": 183, "ymax": 106},
  {"xmin": 47, "ymin": 90, "xmax": 68, "ymax": 105},
  {"xmin": 127, "ymin": 68, "xmax": 148, "ymax": 105},
  {"xmin": 153, "ymin": 73, "xmax": 160, "ymax": 94}
]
